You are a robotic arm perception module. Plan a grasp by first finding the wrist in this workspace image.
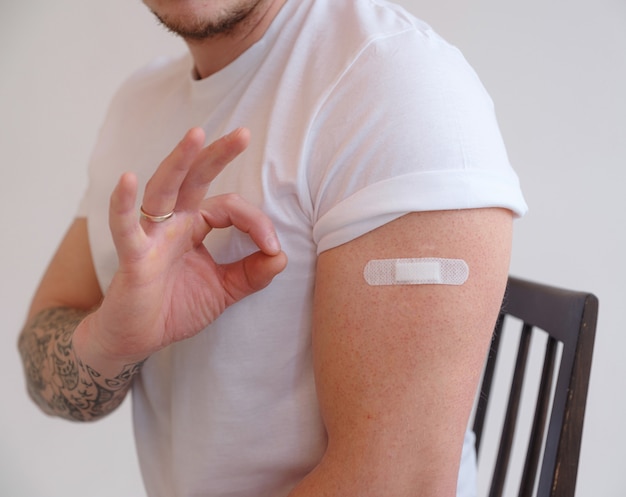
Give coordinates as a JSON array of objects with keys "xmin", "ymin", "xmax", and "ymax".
[{"xmin": 72, "ymin": 310, "xmax": 149, "ymax": 379}]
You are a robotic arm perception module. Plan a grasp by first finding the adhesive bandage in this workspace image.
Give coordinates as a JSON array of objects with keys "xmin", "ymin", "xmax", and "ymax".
[{"xmin": 363, "ymin": 258, "xmax": 468, "ymax": 286}]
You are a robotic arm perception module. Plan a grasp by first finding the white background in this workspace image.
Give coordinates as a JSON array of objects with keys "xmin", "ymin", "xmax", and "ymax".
[{"xmin": 1, "ymin": 0, "xmax": 624, "ymax": 495}]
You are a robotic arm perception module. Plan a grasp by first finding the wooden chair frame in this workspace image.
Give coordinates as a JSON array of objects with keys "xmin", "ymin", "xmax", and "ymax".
[{"xmin": 472, "ymin": 276, "xmax": 598, "ymax": 497}]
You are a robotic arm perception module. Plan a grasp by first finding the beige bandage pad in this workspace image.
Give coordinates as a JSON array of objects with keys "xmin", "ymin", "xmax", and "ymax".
[{"xmin": 364, "ymin": 258, "xmax": 469, "ymax": 286}]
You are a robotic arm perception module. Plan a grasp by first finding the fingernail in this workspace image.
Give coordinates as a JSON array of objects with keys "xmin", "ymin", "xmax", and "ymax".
[
  {"xmin": 229, "ymin": 127, "xmax": 249, "ymax": 141},
  {"xmin": 266, "ymin": 233, "xmax": 281, "ymax": 254}
]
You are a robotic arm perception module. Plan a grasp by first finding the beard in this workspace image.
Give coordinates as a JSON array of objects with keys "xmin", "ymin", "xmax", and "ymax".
[{"xmin": 150, "ymin": 0, "xmax": 265, "ymax": 41}]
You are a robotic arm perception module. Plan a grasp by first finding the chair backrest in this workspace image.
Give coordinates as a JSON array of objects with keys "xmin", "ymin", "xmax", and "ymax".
[{"xmin": 472, "ymin": 276, "xmax": 598, "ymax": 497}]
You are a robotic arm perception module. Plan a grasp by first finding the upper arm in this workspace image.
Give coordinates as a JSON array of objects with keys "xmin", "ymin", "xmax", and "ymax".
[
  {"xmin": 28, "ymin": 218, "xmax": 103, "ymax": 320},
  {"xmin": 309, "ymin": 208, "xmax": 512, "ymax": 495}
]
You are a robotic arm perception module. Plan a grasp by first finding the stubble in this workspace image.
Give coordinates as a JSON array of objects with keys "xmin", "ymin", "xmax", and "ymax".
[{"xmin": 150, "ymin": 0, "xmax": 266, "ymax": 41}]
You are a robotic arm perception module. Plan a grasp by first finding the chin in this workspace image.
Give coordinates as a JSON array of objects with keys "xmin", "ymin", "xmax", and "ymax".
[{"xmin": 145, "ymin": 0, "xmax": 263, "ymax": 40}]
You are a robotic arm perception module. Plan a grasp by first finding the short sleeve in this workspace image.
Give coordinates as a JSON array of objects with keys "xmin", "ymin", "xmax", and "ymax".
[{"xmin": 306, "ymin": 27, "xmax": 527, "ymax": 254}]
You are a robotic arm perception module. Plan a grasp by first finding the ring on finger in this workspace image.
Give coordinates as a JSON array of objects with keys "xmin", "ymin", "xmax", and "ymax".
[{"xmin": 140, "ymin": 206, "xmax": 175, "ymax": 223}]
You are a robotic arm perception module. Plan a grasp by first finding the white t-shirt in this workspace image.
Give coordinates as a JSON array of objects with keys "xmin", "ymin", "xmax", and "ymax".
[{"xmin": 78, "ymin": 1, "xmax": 527, "ymax": 496}]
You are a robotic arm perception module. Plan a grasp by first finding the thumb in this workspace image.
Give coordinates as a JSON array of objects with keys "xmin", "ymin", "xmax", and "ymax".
[{"xmin": 221, "ymin": 251, "xmax": 288, "ymax": 305}]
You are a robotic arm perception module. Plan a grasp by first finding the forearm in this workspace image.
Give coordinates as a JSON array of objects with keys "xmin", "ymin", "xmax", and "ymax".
[{"xmin": 18, "ymin": 306, "xmax": 143, "ymax": 421}]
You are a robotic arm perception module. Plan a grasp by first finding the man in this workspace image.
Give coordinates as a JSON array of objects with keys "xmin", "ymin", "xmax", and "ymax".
[{"xmin": 18, "ymin": 1, "xmax": 527, "ymax": 496}]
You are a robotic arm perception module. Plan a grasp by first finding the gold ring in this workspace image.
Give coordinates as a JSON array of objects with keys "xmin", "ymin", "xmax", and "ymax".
[{"xmin": 140, "ymin": 206, "xmax": 174, "ymax": 223}]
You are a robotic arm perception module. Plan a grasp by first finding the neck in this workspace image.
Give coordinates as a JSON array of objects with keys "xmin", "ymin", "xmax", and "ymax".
[{"xmin": 186, "ymin": 0, "xmax": 286, "ymax": 79}]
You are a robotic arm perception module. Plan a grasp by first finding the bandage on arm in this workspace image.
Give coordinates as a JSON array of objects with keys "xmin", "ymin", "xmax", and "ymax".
[{"xmin": 364, "ymin": 258, "xmax": 468, "ymax": 286}]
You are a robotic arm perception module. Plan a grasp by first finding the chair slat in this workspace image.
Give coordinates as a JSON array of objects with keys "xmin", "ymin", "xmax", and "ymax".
[
  {"xmin": 518, "ymin": 336, "xmax": 558, "ymax": 497},
  {"xmin": 489, "ymin": 324, "xmax": 533, "ymax": 497}
]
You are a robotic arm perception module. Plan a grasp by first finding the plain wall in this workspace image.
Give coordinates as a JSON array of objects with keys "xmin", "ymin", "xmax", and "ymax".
[{"xmin": 1, "ymin": 1, "xmax": 624, "ymax": 495}]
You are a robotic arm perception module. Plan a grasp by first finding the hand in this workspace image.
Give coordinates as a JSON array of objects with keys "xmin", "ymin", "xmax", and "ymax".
[{"xmin": 84, "ymin": 127, "xmax": 287, "ymax": 364}]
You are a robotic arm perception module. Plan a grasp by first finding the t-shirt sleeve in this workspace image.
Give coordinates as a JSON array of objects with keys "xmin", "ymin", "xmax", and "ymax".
[{"xmin": 306, "ymin": 27, "xmax": 527, "ymax": 255}]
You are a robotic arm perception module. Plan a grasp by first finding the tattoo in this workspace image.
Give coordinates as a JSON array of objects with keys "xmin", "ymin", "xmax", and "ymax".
[{"xmin": 18, "ymin": 307, "xmax": 144, "ymax": 421}]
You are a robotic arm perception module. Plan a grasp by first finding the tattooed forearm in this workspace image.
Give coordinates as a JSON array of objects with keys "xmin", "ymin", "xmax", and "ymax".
[{"xmin": 18, "ymin": 307, "xmax": 144, "ymax": 421}]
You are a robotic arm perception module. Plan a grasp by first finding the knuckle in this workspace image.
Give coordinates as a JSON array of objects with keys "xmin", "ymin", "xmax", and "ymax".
[
  {"xmin": 144, "ymin": 176, "xmax": 157, "ymax": 192},
  {"xmin": 222, "ymin": 192, "xmax": 243, "ymax": 207}
]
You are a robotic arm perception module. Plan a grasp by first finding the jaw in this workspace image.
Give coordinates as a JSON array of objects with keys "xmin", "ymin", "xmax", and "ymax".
[{"xmin": 144, "ymin": 0, "xmax": 267, "ymax": 41}]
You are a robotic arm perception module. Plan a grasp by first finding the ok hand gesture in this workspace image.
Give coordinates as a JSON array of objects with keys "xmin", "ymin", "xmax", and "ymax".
[{"xmin": 85, "ymin": 127, "xmax": 287, "ymax": 365}]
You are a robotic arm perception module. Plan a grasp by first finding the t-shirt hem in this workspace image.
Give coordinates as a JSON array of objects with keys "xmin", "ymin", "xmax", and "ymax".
[{"xmin": 313, "ymin": 168, "xmax": 528, "ymax": 254}]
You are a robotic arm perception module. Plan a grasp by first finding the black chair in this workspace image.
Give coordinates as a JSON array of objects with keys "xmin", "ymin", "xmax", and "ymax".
[{"xmin": 472, "ymin": 276, "xmax": 598, "ymax": 497}]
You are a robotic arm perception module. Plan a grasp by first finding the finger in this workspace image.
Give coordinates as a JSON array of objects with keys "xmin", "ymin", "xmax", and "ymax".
[
  {"xmin": 200, "ymin": 193, "xmax": 282, "ymax": 255},
  {"xmin": 141, "ymin": 127, "xmax": 205, "ymax": 218},
  {"xmin": 109, "ymin": 172, "xmax": 146, "ymax": 261},
  {"xmin": 221, "ymin": 250, "xmax": 288, "ymax": 306},
  {"xmin": 175, "ymin": 127, "xmax": 250, "ymax": 211}
]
